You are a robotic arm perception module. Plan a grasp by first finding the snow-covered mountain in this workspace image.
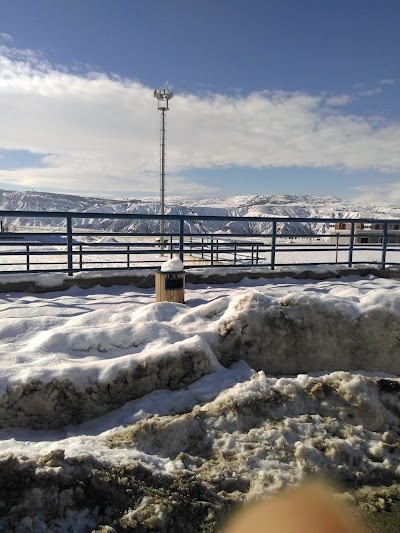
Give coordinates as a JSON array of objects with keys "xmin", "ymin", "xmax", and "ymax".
[{"xmin": 0, "ymin": 189, "xmax": 399, "ymax": 235}]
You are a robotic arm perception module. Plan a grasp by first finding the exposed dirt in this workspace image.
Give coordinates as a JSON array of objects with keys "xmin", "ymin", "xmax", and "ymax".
[
  {"xmin": 1, "ymin": 452, "xmax": 400, "ymax": 532},
  {"xmin": 0, "ymin": 452, "xmax": 234, "ymax": 532}
]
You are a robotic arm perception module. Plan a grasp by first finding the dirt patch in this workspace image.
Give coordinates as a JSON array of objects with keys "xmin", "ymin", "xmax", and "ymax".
[{"xmin": 0, "ymin": 452, "xmax": 234, "ymax": 532}]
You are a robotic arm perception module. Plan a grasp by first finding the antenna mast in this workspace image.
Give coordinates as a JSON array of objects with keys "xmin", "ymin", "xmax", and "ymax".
[{"xmin": 154, "ymin": 85, "xmax": 173, "ymax": 253}]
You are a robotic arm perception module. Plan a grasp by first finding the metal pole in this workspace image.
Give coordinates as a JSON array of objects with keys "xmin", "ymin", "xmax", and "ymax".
[
  {"xmin": 160, "ymin": 109, "xmax": 166, "ymax": 254},
  {"xmin": 67, "ymin": 215, "xmax": 73, "ymax": 276},
  {"xmin": 335, "ymin": 233, "xmax": 339, "ymax": 263},
  {"xmin": 381, "ymin": 222, "xmax": 388, "ymax": 270},
  {"xmin": 154, "ymin": 87, "xmax": 172, "ymax": 256},
  {"xmin": 179, "ymin": 217, "xmax": 184, "ymax": 262},
  {"xmin": 348, "ymin": 222, "xmax": 355, "ymax": 267},
  {"xmin": 271, "ymin": 221, "xmax": 277, "ymax": 270}
]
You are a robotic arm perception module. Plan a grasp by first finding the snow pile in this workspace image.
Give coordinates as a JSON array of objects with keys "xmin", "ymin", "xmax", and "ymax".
[
  {"xmin": 215, "ymin": 288, "xmax": 400, "ymax": 374},
  {"xmin": 160, "ymin": 257, "xmax": 184, "ymax": 272},
  {"xmin": 108, "ymin": 371, "xmax": 400, "ymax": 497},
  {"xmin": 96, "ymin": 236, "xmax": 119, "ymax": 244},
  {"xmin": 1, "ymin": 274, "xmax": 400, "ymax": 430},
  {"xmin": 0, "ymin": 335, "xmax": 218, "ymax": 429},
  {"xmin": 0, "ymin": 274, "xmax": 400, "ymax": 530},
  {"xmin": 0, "ymin": 369, "xmax": 399, "ymax": 531}
]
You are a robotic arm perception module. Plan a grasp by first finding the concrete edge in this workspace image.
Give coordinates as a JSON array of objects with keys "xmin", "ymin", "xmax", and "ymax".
[{"xmin": 0, "ymin": 267, "xmax": 399, "ymax": 294}]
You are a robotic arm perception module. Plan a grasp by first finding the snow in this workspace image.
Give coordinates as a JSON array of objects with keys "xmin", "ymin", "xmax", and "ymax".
[
  {"xmin": 0, "ymin": 270, "xmax": 399, "ymax": 530},
  {"xmin": 0, "ymin": 234, "xmax": 398, "ymax": 273},
  {"xmin": 1, "ymin": 273, "xmax": 399, "ymax": 399},
  {"xmin": 160, "ymin": 257, "xmax": 184, "ymax": 272}
]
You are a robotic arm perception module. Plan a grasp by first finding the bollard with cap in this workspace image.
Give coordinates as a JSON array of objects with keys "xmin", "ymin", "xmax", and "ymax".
[{"xmin": 155, "ymin": 257, "xmax": 185, "ymax": 304}]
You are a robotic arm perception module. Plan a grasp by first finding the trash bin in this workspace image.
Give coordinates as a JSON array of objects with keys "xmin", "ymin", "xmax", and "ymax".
[{"xmin": 155, "ymin": 257, "xmax": 185, "ymax": 303}]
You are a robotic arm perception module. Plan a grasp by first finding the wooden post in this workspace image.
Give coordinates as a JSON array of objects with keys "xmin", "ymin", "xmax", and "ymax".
[{"xmin": 155, "ymin": 270, "xmax": 185, "ymax": 303}]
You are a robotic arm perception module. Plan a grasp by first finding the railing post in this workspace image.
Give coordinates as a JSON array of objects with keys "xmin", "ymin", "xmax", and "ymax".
[
  {"xmin": 79, "ymin": 244, "xmax": 83, "ymax": 270},
  {"xmin": 127, "ymin": 244, "xmax": 130, "ymax": 268},
  {"xmin": 234, "ymin": 243, "xmax": 237, "ymax": 265},
  {"xmin": 179, "ymin": 217, "xmax": 184, "ymax": 262},
  {"xmin": 348, "ymin": 222, "xmax": 355, "ymax": 267},
  {"xmin": 26, "ymin": 244, "xmax": 30, "ymax": 271},
  {"xmin": 67, "ymin": 215, "xmax": 73, "ymax": 276},
  {"xmin": 335, "ymin": 233, "xmax": 339, "ymax": 263},
  {"xmin": 210, "ymin": 236, "xmax": 214, "ymax": 266},
  {"xmin": 381, "ymin": 222, "xmax": 388, "ymax": 270},
  {"xmin": 271, "ymin": 221, "xmax": 277, "ymax": 270},
  {"xmin": 170, "ymin": 236, "xmax": 173, "ymax": 259}
]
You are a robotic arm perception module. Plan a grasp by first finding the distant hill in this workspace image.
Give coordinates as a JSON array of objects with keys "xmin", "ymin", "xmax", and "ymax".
[
  {"xmin": 0, "ymin": 189, "xmax": 138, "ymax": 212},
  {"xmin": 0, "ymin": 189, "xmax": 399, "ymax": 235}
]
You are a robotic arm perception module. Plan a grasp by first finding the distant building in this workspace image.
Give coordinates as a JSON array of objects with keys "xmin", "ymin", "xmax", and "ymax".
[{"xmin": 329, "ymin": 221, "xmax": 400, "ymax": 244}]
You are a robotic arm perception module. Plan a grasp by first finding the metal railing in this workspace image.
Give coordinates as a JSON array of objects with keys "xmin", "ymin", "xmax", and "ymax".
[{"xmin": 0, "ymin": 210, "xmax": 399, "ymax": 275}]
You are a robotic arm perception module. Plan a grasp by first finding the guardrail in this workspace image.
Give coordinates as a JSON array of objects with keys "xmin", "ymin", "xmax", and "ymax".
[{"xmin": 0, "ymin": 210, "xmax": 399, "ymax": 275}]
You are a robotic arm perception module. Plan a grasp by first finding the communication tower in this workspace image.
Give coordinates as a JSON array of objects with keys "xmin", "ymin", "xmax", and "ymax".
[{"xmin": 154, "ymin": 85, "xmax": 173, "ymax": 252}]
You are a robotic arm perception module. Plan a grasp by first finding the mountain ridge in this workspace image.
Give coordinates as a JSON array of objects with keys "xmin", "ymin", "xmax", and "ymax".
[{"xmin": 0, "ymin": 189, "xmax": 399, "ymax": 235}]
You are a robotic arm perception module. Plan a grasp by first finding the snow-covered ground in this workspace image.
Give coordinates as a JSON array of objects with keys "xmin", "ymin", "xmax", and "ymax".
[{"xmin": 0, "ymin": 271, "xmax": 399, "ymax": 531}]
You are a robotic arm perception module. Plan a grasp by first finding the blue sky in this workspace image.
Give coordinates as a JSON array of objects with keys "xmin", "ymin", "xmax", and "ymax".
[{"xmin": 0, "ymin": 0, "xmax": 399, "ymax": 202}]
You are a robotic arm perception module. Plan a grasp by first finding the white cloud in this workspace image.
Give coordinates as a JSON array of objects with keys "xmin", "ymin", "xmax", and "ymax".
[
  {"xmin": 379, "ymin": 78, "xmax": 396, "ymax": 86},
  {"xmin": 325, "ymin": 94, "xmax": 352, "ymax": 106},
  {"xmin": 0, "ymin": 33, "xmax": 13, "ymax": 43},
  {"xmin": 352, "ymin": 182, "xmax": 400, "ymax": 204},
  {"xmin": 358, "ymin": 88, "xmax": 382, "ymax": 97},
  {"xmin": 0, "ymin": 44, "xmax": 400, "ymax": 195}
]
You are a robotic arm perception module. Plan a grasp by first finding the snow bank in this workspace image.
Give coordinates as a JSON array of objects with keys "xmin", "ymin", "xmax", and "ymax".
[
  {"xmin": 105, "ymin": 371, "xmax": 400, "ymax": 523},
  {"xmin": 1, "ymin": 275, "xmax": 399, "ymax": 431},
  {"xmin": 0, "ymin": 336, "xmax": 218, "ymax": 429},
  {"xmin": 214, "ymin": 289, "xmax": 400, "ymax": 374},
  {"xmin": 113, "ymin": 371, "xmax": 400, "ymax": 485},
  {"xmin": 1, "ymin": 369, "xmax": 399, "ymax": 531}
]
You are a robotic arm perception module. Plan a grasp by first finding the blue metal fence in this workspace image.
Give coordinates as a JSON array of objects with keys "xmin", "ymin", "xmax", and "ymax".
[{"xmin": 0, "ymin": 210, "xmax": 399, "ymax": 275}]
